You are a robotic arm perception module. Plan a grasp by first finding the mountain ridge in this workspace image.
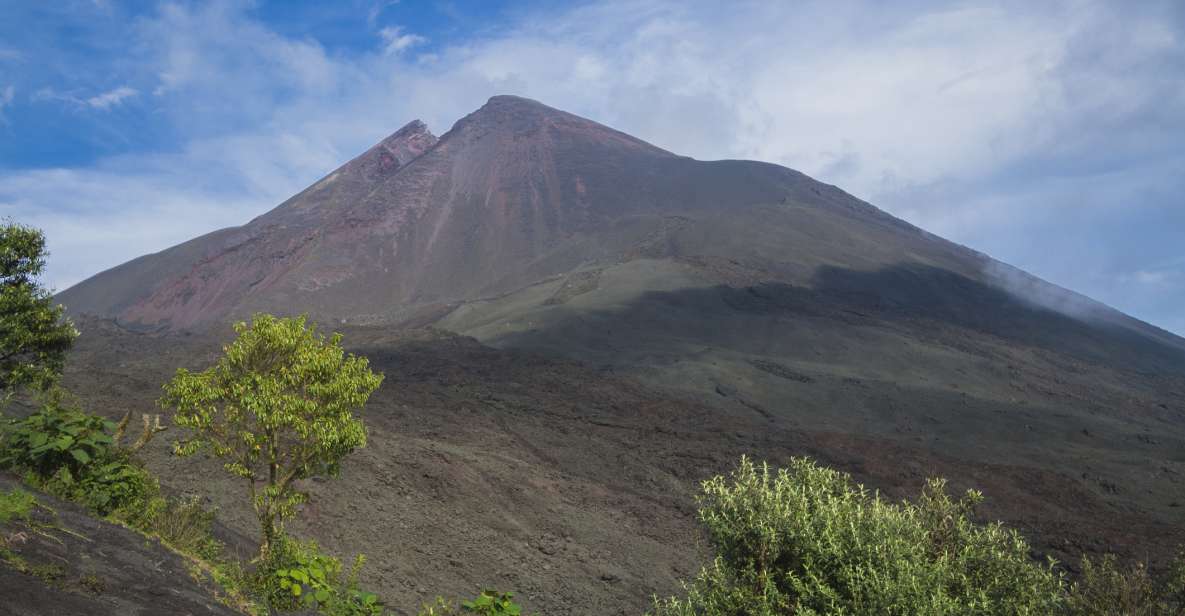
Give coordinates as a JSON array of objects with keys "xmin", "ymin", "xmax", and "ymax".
[{"xmin": 55, "ymin": 94, "xmax": 1185, "ymax": 360}]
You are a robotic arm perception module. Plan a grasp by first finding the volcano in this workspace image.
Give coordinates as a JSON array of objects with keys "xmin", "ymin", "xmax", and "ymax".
[
  {"xmin": 59, "ymin": 96, "xmax": 1185, "ymax": 361},
  {"xmin": 54, "ymin": 96, "xmax": 1185, "ymax": 614}
]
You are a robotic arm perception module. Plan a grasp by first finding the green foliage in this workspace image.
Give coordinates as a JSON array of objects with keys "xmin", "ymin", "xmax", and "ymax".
[
  {"xmin": 0, "ymin": 390, "xmax": 158, "ymax": 518},
  {"xmin": 652, "ymin": 456, "xmax": 1065, "ymax": 616},
  {"xmin": 260, "ymin": 536, "xmax": 338, "ymax": 611},
  {"xmin": 416, "ymin": 591, "xmax": 526, "ymax": 616},
  {"xmin": 462, "ymin": 590, "xmax": 523, "ymax": 615},
  {"xmin": 1065, "ymin": 551, "xmax": 1185, "ymax": 616},
  {"xmin": 80, "ymin": 571, "xmax": 106, "ymax": 595},
  {"xmin": 0, "ymin": 389, "xmax": 115, "ymax": 476},
  {"xmin": 161, "ymin": 313, "xmax": 383, "ymax": 556},
  {"xmin": 417, "ymin": 597, "xmax": 460, "ymax": 616},
  {"xmin": 0, "ymin": 391, "xmax": 258, "ymax": 613},
  {"xmin": 0, "ymin": 487, "xmax": 35, "ymax": 524},
  {"xmin": 0, "ymin": 221, "xmax": 78, "ymax": 397},
  {"xmin": 138, "ymin": 494, "xmax": 224, "ymax": 561},
  {"xmin": 54, "ymin": 459, "xmax": 159, "ymax": 518},
  {"xmin": 255, "ymin": 535, "xmax": 384, "ymax": 615}
]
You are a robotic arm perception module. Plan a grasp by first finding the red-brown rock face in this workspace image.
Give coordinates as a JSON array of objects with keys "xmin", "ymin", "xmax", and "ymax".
[{"xmin": 57, "ymin": 96, "xmax": 829, "ymax": 328}]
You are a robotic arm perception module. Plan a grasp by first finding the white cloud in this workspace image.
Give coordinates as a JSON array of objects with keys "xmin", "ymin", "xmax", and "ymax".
[
  {"xmin": 28, "ymin": 85, "xmax": 139, "ymax": 111},
  {"xmin": 85, "ymin": 86, "xmax": 137, "ymax": 110},
  {"xmin": 378, "ymin": 26, "xmax": 426, "ymax": 56},
  {"xmin": 367, "ymin": 1, "xmax": 401, "ymax": 28},
  {"xmin": 1, "ymin": 0, "xmax": 1183, "ymax": 333}
]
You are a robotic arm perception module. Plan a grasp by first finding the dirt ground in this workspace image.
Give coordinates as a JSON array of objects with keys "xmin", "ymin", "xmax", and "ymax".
[{"xmin": 44, "ymin": 317, "xmax": 1185, "ymax": 615}]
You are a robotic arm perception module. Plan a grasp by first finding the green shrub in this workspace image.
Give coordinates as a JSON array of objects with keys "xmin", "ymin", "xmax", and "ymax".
[
  {"xmin": 0, "ymin": 487, "xmax": 35, "ymax": 525},
  {"xmin": 48, "ymin": 459, "xmax": 159, "ymax": 518},
  {"xmin": 652, "ymin": 456, "xmax": 1065, "ymax": 616},
  {"xmin": 416, "ymin": 590, "xmax": 526, "ymax": 616},
  {"xmin": 0, "ymin": 392, "xmax": 160, "ymax": 518},
  {"xmin": 0, "ymin": 390, "xmax": 116, "ymax": 476},
  {"xmin": 255, "ymin": 535, "xmax": 384, "ymax": 615},
  {"xmin": 1065, "ymin": 551, "xmax": 1185, "ymax": 616},
  {"xmin": 137, "ymin": 494, "xmax": 224, "ymax": 561},
  {"xmin": 462, "ymin": 590, "xmax": 523, "ymax": 615}
]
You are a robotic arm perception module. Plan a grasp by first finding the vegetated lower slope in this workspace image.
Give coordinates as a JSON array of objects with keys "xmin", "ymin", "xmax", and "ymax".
[
  {"xmin": 59, "ymin": 318, "xmax": 1185, "ymax": 615},
  {"xmin": 51, "ymin": 96, "xmax": 1185, "ymax": 613},
  {"xmin": 0, "ymin": 473, "xmax": 246, "ymax": 616}
]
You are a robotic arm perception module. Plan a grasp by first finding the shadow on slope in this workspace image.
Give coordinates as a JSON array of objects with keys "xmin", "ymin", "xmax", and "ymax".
[{"xmin": 496, "ymin": 262, "xmax": 1185, "ymax": 377}]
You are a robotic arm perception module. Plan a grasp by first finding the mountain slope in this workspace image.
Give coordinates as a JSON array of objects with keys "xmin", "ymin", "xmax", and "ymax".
[
  {"xmin": 0, "ymin": 473, "xmax": 246, "ymax": 616},
  {"xmin": 51, "ymin": 95, "xmax": 1185, "ymax": 613},
  {"xmin": 59, "ymin": 96, "xmax": 1184, "ymax": 363}
]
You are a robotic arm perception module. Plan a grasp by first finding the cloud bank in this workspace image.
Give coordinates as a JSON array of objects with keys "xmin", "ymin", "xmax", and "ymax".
[{"xmin": 0, "ymin": 0, "xmax": 1183, "ymax": 334}]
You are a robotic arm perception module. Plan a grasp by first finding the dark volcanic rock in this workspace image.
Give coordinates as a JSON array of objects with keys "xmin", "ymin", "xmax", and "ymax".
[{"xmin": 0, "ymin": 473, "xmax": 241, "ymax": 616}]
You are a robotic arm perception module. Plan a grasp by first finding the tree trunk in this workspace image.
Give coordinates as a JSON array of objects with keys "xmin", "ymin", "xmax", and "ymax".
[{"xmin": 259, "ymin": 509, "xmax": 276, "ymax": 561}]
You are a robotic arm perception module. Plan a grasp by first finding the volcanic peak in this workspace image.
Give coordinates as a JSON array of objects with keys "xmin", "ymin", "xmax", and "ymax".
[
  {"xmin": 441, "ymin": 94, "xmax": 677, "ymax": 159},
  {"xmin": 347, "ymin": 119, "xmax": 438, "ymax": 181}
]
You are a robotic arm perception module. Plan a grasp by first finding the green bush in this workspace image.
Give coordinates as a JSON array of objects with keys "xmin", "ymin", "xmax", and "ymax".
[
  {"xmin": 0, "ymin": 390, "xmax": 116, "ymax": 476},
  {"xmin": 0, "ymin": 487, "xmax": 35, "ymax": 525},
  {"xmin": 462, "ymin": 590, "xmax": 524, "ymax": 615},
  {"xmin": 0, "ymin": 392, "xmax": 160, "ymax": 518},
  {"xmin": 417, "ymin": 590, "xmax": 525, "ymax": 616},
  {"xmin": 1065, "ymin": 551, "xmax": 1185, "ymax": 616},
  {"xmin": 51, "ymin": 459, "xmax": 159, "ymax": 518},
  {"xmin": 138, "ymin": 494, "xmax": 224, "ymax": 561},
  {"xmin": 652, "ymin": 456, "xmax": 1065, "ymax": 616},
  {"xmin": 255, "ymin": 535, "xmax": 384, "ymax": 615}
]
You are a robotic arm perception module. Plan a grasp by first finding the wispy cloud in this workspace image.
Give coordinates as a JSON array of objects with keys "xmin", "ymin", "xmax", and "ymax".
[
  {"xmin": 85, "ymin": 86, "xmax": 137, "ymax": 110},
  {"xmin": 29, "ymin": 85, "xmax": 139, "ymax": 111},
  {"xmin": 0, "ymin": 0, "xmax": 1183, "ymax": 334},
  {"xmin": 378, "ymin": 25, "xmax": 426, "ymax": 55},
  {"xmin": 0, "ymin": 85, "xmax": 13, "ymax": 123},
  {"xmin": 1125, "ymin": 268, "xmax": 1180, "ymax": 287},
  {"xmin": 367, "ymin": 0, "xmax": 401, "ymax": 28}
]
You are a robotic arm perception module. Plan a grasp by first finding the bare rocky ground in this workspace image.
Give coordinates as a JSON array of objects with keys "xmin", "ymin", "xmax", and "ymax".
[{"xmin": 35, "ymin": 316, "xmax": 1185, "ymax": 616}]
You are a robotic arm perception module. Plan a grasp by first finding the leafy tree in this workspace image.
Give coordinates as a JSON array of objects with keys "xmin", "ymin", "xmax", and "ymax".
[
  {"xmin": 161, "ymin": 313, "xmax": 382, "ymax": 558},
  {"xmin": 0, "ymin": 222, "xmax": 77, "ymax": 398},
  {"xmin": 652, "ymin": 456, "xmax": 1065, "ymax": 616}
]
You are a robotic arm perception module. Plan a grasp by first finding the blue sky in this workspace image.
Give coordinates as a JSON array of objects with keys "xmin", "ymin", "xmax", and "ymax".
[{"xmin": 1, "ymin": 0, "xmax": 1183, "ymax": 335}]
